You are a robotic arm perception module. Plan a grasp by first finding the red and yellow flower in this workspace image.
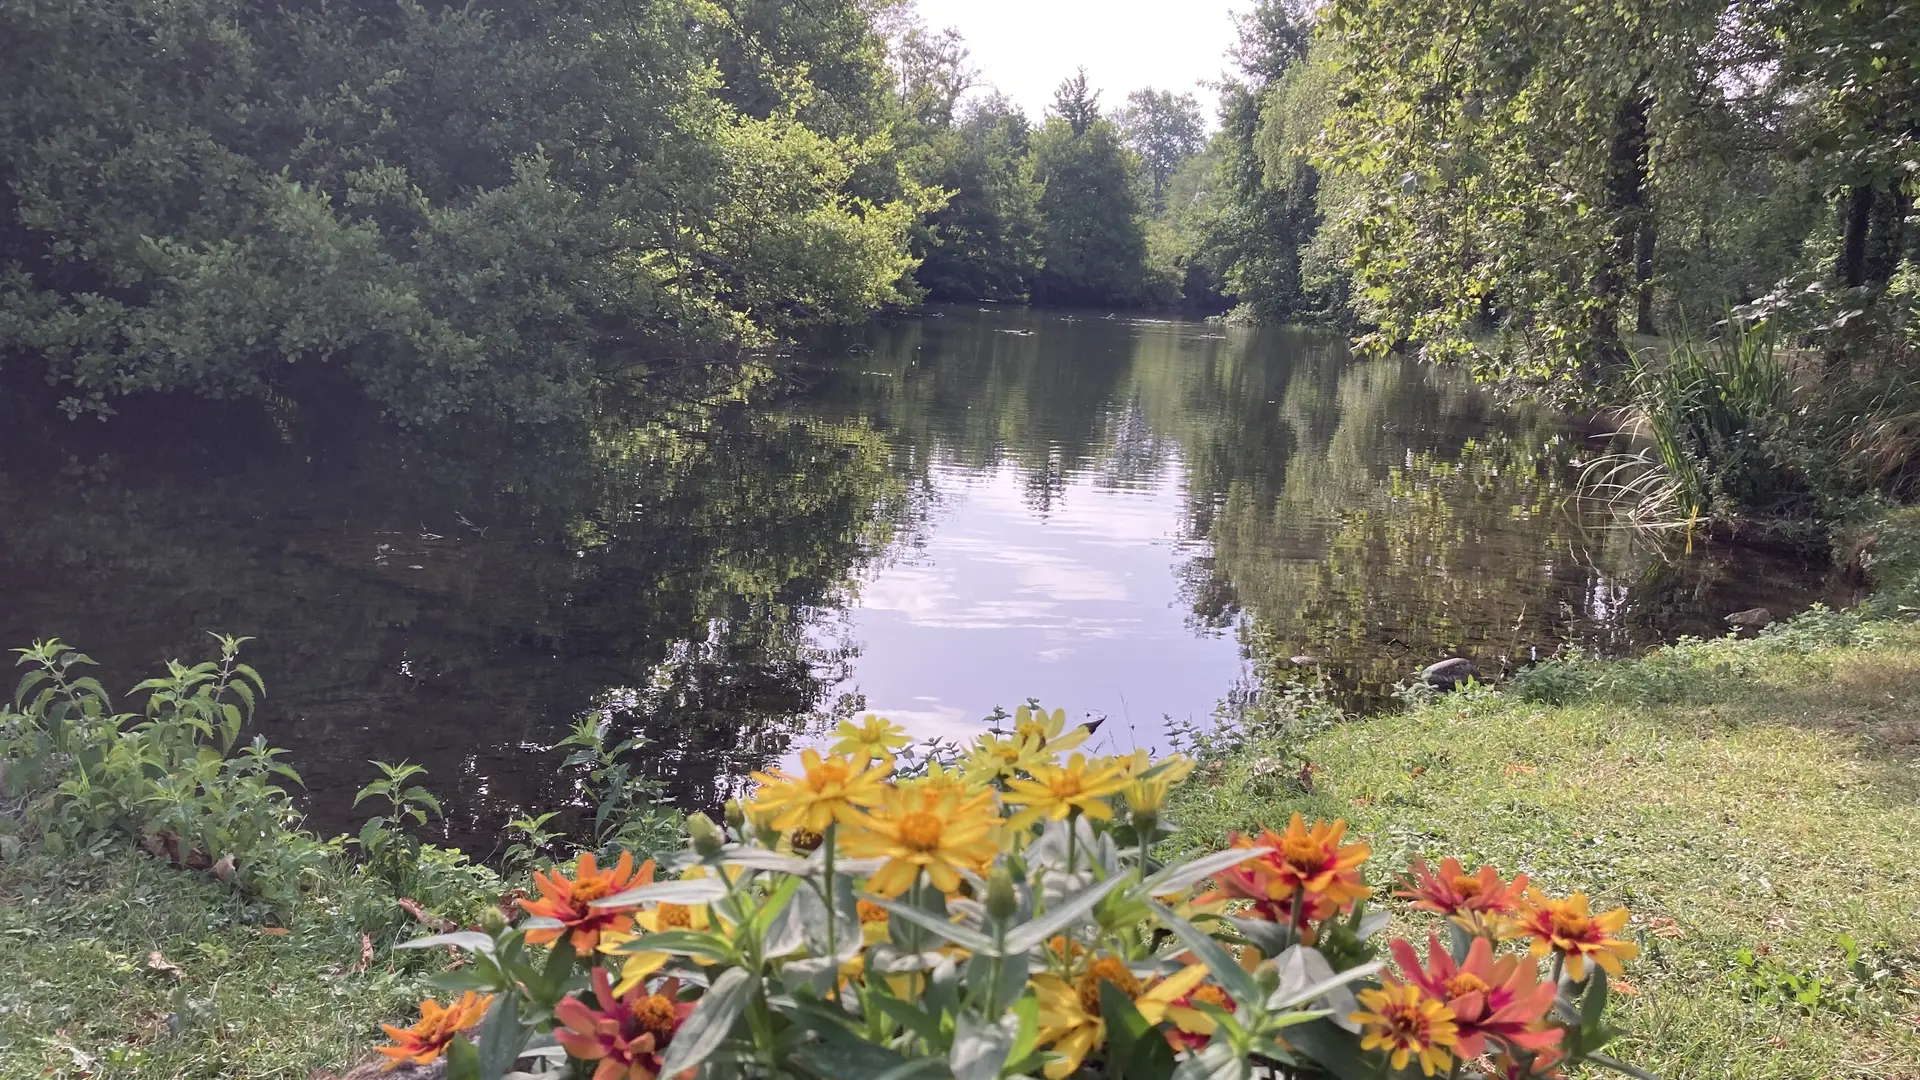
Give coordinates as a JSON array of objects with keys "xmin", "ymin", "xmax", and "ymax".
[
  {"xmin": 376, "ymin": 991, "xmax": 493, "ymax": 1069},
  {"xmin": 520, "ymin": 851, "xmax": 653, "ymax": 955},
  {"xmin": 1162, "ymin": 982, "xmax": 1236, "ymax": 1052},
  {"xmin": 1398, "ymin": 856, "xmax": 1528, "ymax": 938},
  {"xmin": 554, "ymin": 968, "xmax": 696, "ymax": 1080},
  {"xmin": 1515, "ymin": 890, "xmax": 1639, "ymax": 982},
  {"xmin": 1391, "ymin": 934, "xmax": 1559, "ymax": 1059},
  {"xmin": 1350, "ymin": 980, "xmax": 1460, "ymax": 1077},
  {"xmin": 1213, "ymin": 815, "xmax": 1371, "ymax": 921}
]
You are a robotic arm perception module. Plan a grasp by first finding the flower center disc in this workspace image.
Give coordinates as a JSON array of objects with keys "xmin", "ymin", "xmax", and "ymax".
[{"xmin": 898, "ymin": 811, "xmax": 945, "ymax": 851}]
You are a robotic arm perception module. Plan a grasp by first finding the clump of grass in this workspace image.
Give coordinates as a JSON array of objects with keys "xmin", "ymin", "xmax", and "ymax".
[
  {"xmin": 1585, "ymin": 319, "xmax": 1797, "ymax": 528},
  {"xmin": 1174, "ymin": 612, "xmax": 1920, "ymax": 1080}
]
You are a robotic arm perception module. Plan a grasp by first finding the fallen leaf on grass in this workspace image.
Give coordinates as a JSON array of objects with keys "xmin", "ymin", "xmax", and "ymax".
[
  {"xmin": 397, "ymin": 897, "xmax": 455, "ymax": 932},
  {"xmin": 146, "ymin": 951, "xmax": 183, "ymax": 979},
  {"xmin": 211, "ymin": 853, "xmax": 236, "ymax": 883},
  {"xmin": 349, "ymin": 933, "xmax": 374, "ymax": 975},
  {"xmin": 260, "ymin": 927, "xmax": 290, "ymax": 936}
]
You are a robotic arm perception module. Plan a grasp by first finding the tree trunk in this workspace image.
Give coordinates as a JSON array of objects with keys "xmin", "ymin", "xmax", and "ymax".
[
  {"xmin": 1865, "ymin": 187, "xmax": 1911, "ymax": 285},
  {"xmin": 1595, "ymin": 92, "xmax": 1652, "ymax": 368},
  {"xmin": 1635, "ymin": 215, "xmax": 1657, "ymax": 337},
  {"xmin": 1838, "ymin": 185, "xmax": 1874, "ymax": 288}
]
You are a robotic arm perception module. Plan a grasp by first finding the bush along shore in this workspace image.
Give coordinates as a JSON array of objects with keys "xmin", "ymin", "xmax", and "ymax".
[{"xmin": 6, "ymin": 599, "xmax": 1920, "ymax": 1079}]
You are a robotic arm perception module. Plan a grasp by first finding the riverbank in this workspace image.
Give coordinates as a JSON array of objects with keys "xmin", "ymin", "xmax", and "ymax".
[
  {"xmin": 1174, "ymin": 611, "xmax": 1920, "ymax": 1079},
  {"xmin": 5, "ymin": 611, "xmax": 1919, "ymax": 1078}
]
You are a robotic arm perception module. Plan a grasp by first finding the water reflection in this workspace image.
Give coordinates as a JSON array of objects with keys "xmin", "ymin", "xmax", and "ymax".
[{"xmin": 0, "ymin": 306, "xmax": 1846, "ymax": 844}]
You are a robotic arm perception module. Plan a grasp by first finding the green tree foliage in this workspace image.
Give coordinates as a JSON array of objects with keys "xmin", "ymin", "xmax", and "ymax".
[
  {"xmin": 1155, "ymin": 1, "xmax": 1331, "ymax": 320},
  {"xmin": 1117, "ymin": 89, "xmax": 1207, "ymax": 215},
  {"xmin": 1314, "ymin": 0, "xmax": 1919, "ymax": 384},
  {"xmin": 912, "ymin": 96, "xmax": 1047, "ymax": 301},
  {"xmin": 0, "ymin": 0, "xmax": 928, "ymax": 423},
  {"xmin": 1031, "ymin": 73, "xmax": 1153, "ymax": 306}
]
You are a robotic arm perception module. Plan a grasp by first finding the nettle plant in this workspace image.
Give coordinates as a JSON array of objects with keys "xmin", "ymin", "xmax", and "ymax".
[
  {"xmin": 377, "ymin": 708, "xmax": 1656, "ymax": 1080},
  {"xmin": 0, "ymin": 636, "xmax": 324, "ymax": 904}
]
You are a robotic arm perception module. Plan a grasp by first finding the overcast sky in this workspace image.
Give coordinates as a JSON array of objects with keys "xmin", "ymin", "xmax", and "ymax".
[{"xmin": 913, "ymin": 0, "xmax": 1250, "ymax": 124}]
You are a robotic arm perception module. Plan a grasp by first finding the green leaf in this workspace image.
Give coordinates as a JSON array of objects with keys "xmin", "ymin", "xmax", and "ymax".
[
  {"xmin": 1100, "ymin": 980, "xmax": 1176, "ymax": 1080},
  {"xmin": 593, "ymin": 877, "xmax": 729, "ymax": 910},
  {"xmin": 443, "ymin": 1034, "xmax": 481, "ymax": 1080},
  {"xmin": 1581, "ymin": 966, "xmax": 1610, "ymax": 1030},
  {"xmin": 1169, "ymin": 1040, "xmax": 1244, "ymax": 1080},
  {"xmin": 473, "ymin": 991, "xmax": 531, "ymax": 1079},
  {"xmin": 869, "ymin": 994, "xmax": 944, "ymax": 1046},
  {"xmin": 1145, "ymin": 899, "xmax": 1261, "ymax": 1008},
  {"xmin": 859, "ymin": 893, "xmax": 998, "ymax": 954},
  {"xmin": 1274, "ymin": 1019, "xmax": 1376, "ymax": 1080},
  {"xmin": 397, "ymin": 931, "xmax": 497, "ymax": 956},
  {"xmin": 659, "ymin": 967, "xmax": 755, "ymax": 1077},
  {"xmin": 1586, "ymin": 1051, "xmax": 1662, "ymax": 1080},
  {"xmin": 1136, "ymin": 846, "xmax": 1271, "ymax": 899},
  {"xmin": 1002, "ymin": 873, "xmax": 1130, "ymax": 954},
  {"xmin": 719, "ymin": 848, "xmax": 814, "ymax": 875},
  {"xmin": 949, "ymin": 1012, "xmax": 1017, "ymax": 1080}
]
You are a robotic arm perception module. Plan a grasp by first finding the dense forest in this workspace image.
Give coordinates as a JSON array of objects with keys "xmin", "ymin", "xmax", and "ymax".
[{"xmin": 1, "ymin": 0, "xmax": 1915, "ymax": 457}]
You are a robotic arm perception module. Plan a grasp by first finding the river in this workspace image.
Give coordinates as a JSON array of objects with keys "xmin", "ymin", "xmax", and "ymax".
[{"xmin": 0, "ymin": 306, "xmax": 1846, "ymax": 851}]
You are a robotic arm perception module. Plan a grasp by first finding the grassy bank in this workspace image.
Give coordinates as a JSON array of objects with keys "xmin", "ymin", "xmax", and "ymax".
[
  {"xmin": 0, "ymin": 852, "xmax": 433, "ymax": 1078},
  {"xmin": 1175, "ymin": 615, "xmax": 1920, "ymax": 1079},
  {"xmin": 8, "ymin": 614, "xmax": 1920, "ymax": 1078}
]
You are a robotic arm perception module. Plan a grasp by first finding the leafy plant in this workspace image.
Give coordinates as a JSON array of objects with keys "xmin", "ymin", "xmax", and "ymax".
[
  {"xmin": 375, "ymin": 715, "xmax": 1657, "ymax": 1080},
  {"xmin": 353, "ymin": 760, "xmax": 444, "ymax": 894}
]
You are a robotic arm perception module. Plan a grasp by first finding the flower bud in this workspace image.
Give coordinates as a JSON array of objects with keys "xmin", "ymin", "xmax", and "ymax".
[
  {"xmin": 723, "ymin": 799, "xmax": 748, "ymax": 832},
  {"xmin": 686, "ymin": 812, "xmax": 726, "ymax": 857},
  {"xmin": 986, "ymin": 866, "xmax": 1018, "ymax": 922},
  {"xmin": 479, "ymin": 905, "xmax": 508, "ymax": 936}
]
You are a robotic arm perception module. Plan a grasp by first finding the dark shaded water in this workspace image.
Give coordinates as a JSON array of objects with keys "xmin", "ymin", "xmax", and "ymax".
[{"xmin": 0, "ymin": 307, "xmax": 1850, "ymax": 850}]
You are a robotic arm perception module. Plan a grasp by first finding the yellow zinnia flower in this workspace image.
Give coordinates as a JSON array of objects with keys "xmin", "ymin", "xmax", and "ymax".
[
  {"xmin": 1033, "ymin": 958, "xmax": 1210, "ymax": 1079},
  {"xmin": 1004, "ymin": 753, "xmax": 1128, "ymax": 830},
  {"xmin": 1013, "ymin": 704, "xmax": 1092, "ymax": 756},
  {"xmin": 830, "ymin": 714, "xmax": 911, "ymax": 760},
  {"xmin": 965, "ymin": 731, "xmax": 1050, "ymax": 783},
  {"xmin": 1515, "ymin": 890, "xmax": 1639, "ymax": 982},
  {"xmin": 840, "ymin": 782, "xmax": 1000, "ymax": 896},
  {"xmin": 1351, "ymin": 981, "xmax": 1460, "ymax": 1077},
  {"xmin": 748, "ymin": 749, "xmax": 890, "ymax": 833}
]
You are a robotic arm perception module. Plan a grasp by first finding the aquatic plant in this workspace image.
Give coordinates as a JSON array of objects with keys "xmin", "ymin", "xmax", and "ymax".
[{"xmin": 381, "ymin": 706, "xmax": 1655, "ymax": 1080}]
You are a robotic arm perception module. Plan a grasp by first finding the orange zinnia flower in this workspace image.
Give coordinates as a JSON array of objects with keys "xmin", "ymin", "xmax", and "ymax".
[
  {"xmin": 520, "ymin": 851, "xmax": 654, "ymax": 955},
  {"xmin": 1213, "ymin": 815, "xmax": 1370, "ymax": 916},
  {"xmin": 555, "ymin": 968, "xmax": 696, "ymax": 1080},
  {"xmin": 1350, "ymin": 980, "xmax": 1459, "ymax": 1077},
  {"xmin": 1515, "ymin": 890, "xmax": 1639, "ymax": 982},
  {"xmin": 1391, "ymin": 934, "xmax": 1560, "ymax": 1059},
  {"xmin": 376, "ymin": 991, "xmax": 493, "ymax": 1068},
  {"xmin": 1397, "ymin": 857, "xmax": 1528, "ymax": 938}
]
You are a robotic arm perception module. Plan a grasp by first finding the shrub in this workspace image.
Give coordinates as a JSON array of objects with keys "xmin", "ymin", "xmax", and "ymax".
[{"xmin": 373, "ymin": 708, "xmax": 1657, "ymax": 1080}]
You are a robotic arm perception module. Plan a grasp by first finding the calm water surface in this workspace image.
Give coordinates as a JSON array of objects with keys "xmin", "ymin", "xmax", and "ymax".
[{"xmin": 0, "ymin": 307, "xmax": 1847, "ymax": 849}]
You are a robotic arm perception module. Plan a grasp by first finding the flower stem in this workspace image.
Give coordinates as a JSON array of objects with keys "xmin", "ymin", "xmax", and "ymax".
[{"xmin": 823, "ymin": 821, "xmax": 839, "ymax": 1003}]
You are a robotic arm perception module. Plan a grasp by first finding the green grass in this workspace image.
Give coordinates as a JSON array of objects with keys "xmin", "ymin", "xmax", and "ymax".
[
  {"xmin": 1174, "ymin": 622, "xmax": 1920, "ymax": 1080},
  {"xmin": 0, "ymin": 852, "xmax": 438, "ymax": 1078}
]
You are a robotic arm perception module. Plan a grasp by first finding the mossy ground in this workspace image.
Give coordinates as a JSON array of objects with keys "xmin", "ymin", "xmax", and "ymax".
[{"xmin": 1174, "ymin": 622, "xmax": 1920, "ymax": 1080}]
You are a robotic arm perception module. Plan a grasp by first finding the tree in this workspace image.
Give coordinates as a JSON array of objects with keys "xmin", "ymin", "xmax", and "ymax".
[
  {"xmin": 1031, "ymin": 75, "xmax": 1152, "ymax": 306},
  {"xmin": 913, "ymin": 96, "xmax": 1047, "ymax": 301},
  {"xmin": 1051, "ymin": 69, "xmax": 1104, "ymax": 137},
  {"xmin": 1117, "ymin": 89, "xmax": 1207, "ymax": 214},
  {"xmin": 0, "ymin": 0, "xmax": 928, "ymax": 424},
  {"xmin": 1183, "ymin": 0, "xmax": 1331, "ymax": 321}
]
